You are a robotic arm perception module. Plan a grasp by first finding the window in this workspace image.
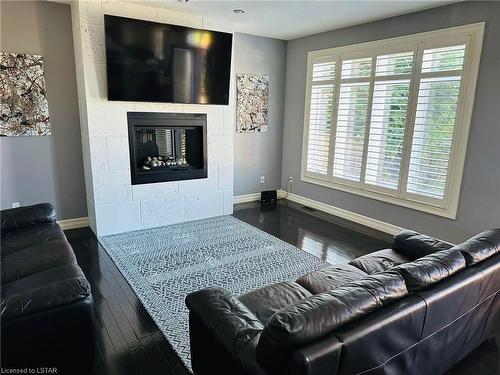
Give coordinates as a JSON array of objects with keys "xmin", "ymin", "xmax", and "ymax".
[{"xmin": 301, "ymin": 23, "xmax": 484, "ymax": 218}]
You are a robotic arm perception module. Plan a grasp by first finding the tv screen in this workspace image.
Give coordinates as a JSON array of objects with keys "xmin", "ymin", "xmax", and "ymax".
[{"xmin": 104, "ymin": 15, "xmax": 232, "ymax": 105}]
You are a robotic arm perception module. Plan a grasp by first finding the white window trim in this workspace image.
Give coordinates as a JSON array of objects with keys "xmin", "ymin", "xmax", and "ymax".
[{"xmin": 300, "ymin": 23, "xmax": 485, "ymax": 219}]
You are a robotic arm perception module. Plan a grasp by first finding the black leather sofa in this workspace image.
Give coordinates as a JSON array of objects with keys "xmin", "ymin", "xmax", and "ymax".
[
  {"xmin": 186, "ymin": 229, "xmax": 500, "ymax": 375},
  {"xmin": 1, "ymin": 203, "xmax": 95, "ymax": 374}
]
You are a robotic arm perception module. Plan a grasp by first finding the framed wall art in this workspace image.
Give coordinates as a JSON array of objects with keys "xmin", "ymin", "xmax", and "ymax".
[
  {"xmin": 236, "ymin": 73, "xmax": 269, "ymax": 133},
  {"xmin": 0, "ymin": 52, "xmax": 51, "ymax": 136}
]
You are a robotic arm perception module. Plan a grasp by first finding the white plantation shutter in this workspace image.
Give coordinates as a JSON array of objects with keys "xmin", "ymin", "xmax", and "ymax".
[
  {"xmin": 333, "ymin": 82, "xmax": 370, "ymax": 181},
  {"xmin": 312, "ymin": 61, "xmax": 336, "ymax": 81},
  {"xmin": 302, "ymin": 24, "xmax": 483, "ymax": 217},
  {"xmin": 406, "ymin": 44, "xmax": 466, "ymax": 199},
  {"xmin": 332, "ymin": 58, "xmax": 372, "ymax": 181},
  {"xmin": 364, "ymin": 51, "xmax": 414, "ymax": 190},
  {"xmin": 420, "ymin": 45, "xmax": 466, "ymax": 73},
  {"xmin": 305, "ymin": 59, "xmax": 336, "ymax": 175},
  {"xmin": 376, "ymin": 51, "xmax": 414, "ymax": 76},
  {"xmin": 365, "ymin": 79, "xmax": 411, "ymax": 189},
  {"xmin": 341, "ymin": 57, "xmax": 372, "ymax": 78}
]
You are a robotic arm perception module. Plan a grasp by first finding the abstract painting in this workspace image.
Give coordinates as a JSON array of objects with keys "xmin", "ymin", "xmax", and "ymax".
[
  {"xmin": 236, "ymin": 74, "xmax": 269, "ymax": 133},
  {"xmin": 0, "ymin": 53, "xmax": 51, "ymax": 136}
]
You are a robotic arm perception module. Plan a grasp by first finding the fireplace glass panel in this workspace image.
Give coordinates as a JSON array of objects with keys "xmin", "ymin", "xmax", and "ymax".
[
  {"xmin": 135, "ymin": 127, "xmax": 203, "ymax": 173},
  {"xmin": 128, "ymin": 112, "xmax": 207, "ymax": 185}
]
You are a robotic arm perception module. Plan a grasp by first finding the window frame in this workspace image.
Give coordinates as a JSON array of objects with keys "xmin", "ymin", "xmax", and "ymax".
[{"xmin": 300, "ymin": 23, "xmax": 485, "ymax": 219}]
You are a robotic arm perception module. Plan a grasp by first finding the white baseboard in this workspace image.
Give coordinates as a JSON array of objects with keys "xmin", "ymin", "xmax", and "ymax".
[
  {"xmin": 281, "ymin": 191, "xmax": 402, "ymax": 235},
  {"xmin": 233, "ymin": 192, "xmax": 261, "ymax": 204},
  {"xmin": 277, "ymin": 190, "xmax": 287, "ymax": 199},
  {"xmin": 58, "ymin": 217, "xmax": 89, "ymax": 230}
]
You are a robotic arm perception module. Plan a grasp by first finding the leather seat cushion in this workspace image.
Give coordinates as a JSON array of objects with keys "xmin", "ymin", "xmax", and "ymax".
[
  {"xmin": 392, "ymin": 249, "xmax": 466, "ymax": 292},
  {"xmin": 393, "ymin": 230, "xmax": 453, "ymax": 259},
  {"xmin": 1, "ymin": 223, "xmax": 65, "ymax": 256},
  {"xmin": 296, "ymin": 263, "xmax": 368, "ymax": 294},
  {"xmin": 239, "ymin": 282, "xmax": 311, "ymax": 324},
  {"xmin": 349, "ymin": 249, "xmax": 411, "ymax": 274},
  {"xmin": 257, "ymin": 272, "xmax": 408, "ymax": 360},
  {"xmin": 1, "ymin": 237, "xmax": 76, "ymax": 283},
  {"xmin": 1, "ymin": 264, "xmax": 91, "ymax": 322},
  {"xmin": 451, "ymin": 228, "xmax": 500, "ymax": 265}
]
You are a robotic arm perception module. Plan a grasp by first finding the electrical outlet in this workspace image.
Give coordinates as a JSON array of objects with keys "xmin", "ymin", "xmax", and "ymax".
[
  {"xmin": 12, "ymin": 202, "xmax": 20, "ymax": 208},
  {"xmin": 260, "ymin": 176, "xmax": 265, "ymax": 184}
]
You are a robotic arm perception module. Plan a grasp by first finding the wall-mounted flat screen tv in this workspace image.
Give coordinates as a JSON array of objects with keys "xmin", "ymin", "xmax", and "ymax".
[{"xmin": 104, "ymin": 15, "xmax": 233, "ymax": 105}]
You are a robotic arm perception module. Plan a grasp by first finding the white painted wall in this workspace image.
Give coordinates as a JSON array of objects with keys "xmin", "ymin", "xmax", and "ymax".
[{"xmin": 71, "ymin": 0, "xmax": 235, "ymax": 236}]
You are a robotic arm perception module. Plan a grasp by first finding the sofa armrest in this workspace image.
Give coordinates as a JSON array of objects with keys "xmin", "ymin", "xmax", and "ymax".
[
  {"xmin": 1, "ymin": 203, "xmax": 57, "ymax": 237},
  {"xmin": 288, "ymin": 335, "xmax": 343, "ymax": 375},
  {"xmin": 185, "ymin": 287, "xmax": 266, "ymax": 374},
  {"xmin": 1, "ymin": 295, "xmax": 95, "ymax": 375},
  {"xmin": 393, "ymin": 230, "xmax": 453, "ymax": 259}
]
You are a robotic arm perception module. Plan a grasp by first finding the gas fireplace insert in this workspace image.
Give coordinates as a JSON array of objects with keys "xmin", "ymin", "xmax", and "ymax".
[{"xmin": 127, "ymin": 112, "xmax": 207, "ymax": 185}]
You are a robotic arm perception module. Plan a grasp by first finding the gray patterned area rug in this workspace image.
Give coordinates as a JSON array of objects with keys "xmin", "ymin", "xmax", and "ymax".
[{"xmin": 99, "ymin": 215, "xmax": 328, "ymax": 370}]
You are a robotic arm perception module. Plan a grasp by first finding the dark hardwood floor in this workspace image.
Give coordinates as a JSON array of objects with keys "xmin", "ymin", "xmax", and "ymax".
[
  {"xmin": 66, "ymin": 227, "xmax": 189, "ymax": 375},
  {"xmin": 66, "ymin": 200, "xmax": 498, "ymax": 375}
]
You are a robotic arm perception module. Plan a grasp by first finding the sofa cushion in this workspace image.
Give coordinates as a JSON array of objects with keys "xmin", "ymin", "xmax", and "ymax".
[
  {"xmin": 256, "ymin": 272, "xmax": 407, "ymax": 369},
  {"xmin": 239, "ymin": 282, "xmax": 311, "ymax": 324},
  {"xmin": 392, "ymin": 249, "xmax": 466, "ymax": 292},
  {"xmin": 1, "ymin": 203, "xmax": 56, "ymax": 238},
  {"xmin": 1, "ymin": 264, "xmax": 91, "ymax": 322},
  {"xmin": 393, "ymin": 230, "xmax": 453, "ymax": 259},
  {"xmin": 1, "ymin": 238, "xmax": 76, "ymax": 284},
  {"xmin": 296, "ymin": 264, "xmax": 367, "ymax": 294},
  {"xmin": 451, "ymin": 228, "xmax": 500, "ymax": 265},
  {"xmin": 349, "ymin": 249, "xmax": 411, "ymax": 274},
  {"xmin": 0, "ymin": 222, "xmax": 66, "ymax": 256}
]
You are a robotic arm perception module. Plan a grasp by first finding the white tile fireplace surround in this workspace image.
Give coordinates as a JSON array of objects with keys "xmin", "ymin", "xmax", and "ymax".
[{"xmin": 71, "ymin": 0, "xmax": 235, "ymax": 236}]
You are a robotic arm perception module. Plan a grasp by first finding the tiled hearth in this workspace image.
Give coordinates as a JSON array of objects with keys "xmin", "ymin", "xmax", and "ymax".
[{"xmin": 71, "ymin": 0, "xmax": 235, "ymax": 235}]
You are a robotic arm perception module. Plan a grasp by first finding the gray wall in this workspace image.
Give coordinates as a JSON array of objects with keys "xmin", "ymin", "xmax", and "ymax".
[
  {"xmin": 234, "ymin": 33, "xmax": 287, "ymax": 195},
  {"xmin": 0, "ymin": 1, "xmax": 87, "ymax": 219},
  {"xmin": 281, "ymin": 1, "xmax": 500, "ymax": 243}
]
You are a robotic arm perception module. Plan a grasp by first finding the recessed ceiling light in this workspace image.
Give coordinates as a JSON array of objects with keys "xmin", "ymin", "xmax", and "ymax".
[
  {"xmin": 233, "ymin": 9, "xmax": 245, "ymax": 14},
  {"xmin": 178, "ymin": 0, "xmax": 189, "ymax": 2}
]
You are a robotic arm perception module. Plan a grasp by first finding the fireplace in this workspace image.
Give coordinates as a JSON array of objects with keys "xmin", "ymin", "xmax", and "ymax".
[{"xmin": 127, "ymin": 112, "xmax": 207, "ymax": 185}]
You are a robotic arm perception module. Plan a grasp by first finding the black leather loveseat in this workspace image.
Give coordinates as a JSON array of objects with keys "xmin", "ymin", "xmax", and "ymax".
[
  {"xmin": 186, "ymin": 229, "xmax": 500, "ymax": 375},
  {"xmin": 1, "ymin": 203, "xmax": 95, "ymax": 374}
]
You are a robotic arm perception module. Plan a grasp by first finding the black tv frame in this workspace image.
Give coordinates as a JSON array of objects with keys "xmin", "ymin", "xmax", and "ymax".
[{"xmin": 104, "ymin": 15, "xmax": 233, "ymax": 105}]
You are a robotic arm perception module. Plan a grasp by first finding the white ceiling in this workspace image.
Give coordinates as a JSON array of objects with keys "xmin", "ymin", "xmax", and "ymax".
[{"xmin": 133, "ymin": 0, "xmax": 459, "ymax": 40}]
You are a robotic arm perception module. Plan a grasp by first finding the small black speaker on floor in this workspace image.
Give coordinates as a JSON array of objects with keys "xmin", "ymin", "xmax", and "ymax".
[{"xmin": 260, "ymin": 190, "xmax": 277, "ymax": 206}]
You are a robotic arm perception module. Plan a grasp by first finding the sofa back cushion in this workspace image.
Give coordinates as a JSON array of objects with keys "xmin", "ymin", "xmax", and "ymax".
[
  {"xmin": 349, "ymin": 248, "xmax": 411, "ymax": 274},
  {"xmin": 1, "ymin": 203, "xmax": 56, "ymax": 238},
  {"xmin": 256, "ymin": 272, "xmax": 407, "ymax": 371},
  {"xmin": 393, "ymin": 230, "xmax": 453, "ymax": 259},
  {"xmin": 1, "ymin": 222, "xmax": 65, "ymax": 257},
  {"xmin": 451, "ymin": 228, "xmax": 500, "ymax": 265},
  {"xmin": 239, "ymin": 282, "xmax": 312, "ymax": 324},
  {"xmin": 392, "ymin": 249, "xmax": 465, "ymax": 292},
  {"xmin": 296, "ymin": 263, "xmax": 367, "ymax": 294},
  {"xmin": 1, "ymin": 237, "xmax": 76, "ymax": 284}
]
